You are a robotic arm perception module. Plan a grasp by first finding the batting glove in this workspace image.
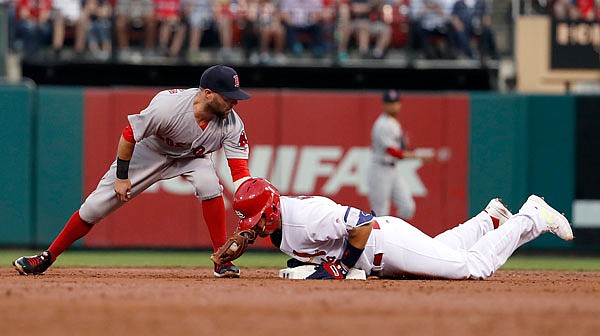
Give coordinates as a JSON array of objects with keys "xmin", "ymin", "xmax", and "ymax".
[{"xmin": 306, "ymin": 261, "xmax": 348, "ymax": 280}]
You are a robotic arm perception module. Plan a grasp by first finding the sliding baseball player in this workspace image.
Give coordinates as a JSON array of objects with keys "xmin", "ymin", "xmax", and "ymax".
[{"xmin": 212, "ymin": 178, "xmax": 573, "ymax": 280}]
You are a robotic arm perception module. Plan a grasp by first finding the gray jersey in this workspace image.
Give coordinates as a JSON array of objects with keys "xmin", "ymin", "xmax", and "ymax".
[
  {"xmin": 79, "ymin": 88, "xmax": 249, "ymax": 224},
  {"xmin": 128, "ymin": 88, "xmax": 249, "ymax": 160},
  {"xmin": 368, "ymin": 113, "xmax": 415, "ymax": 219},
  {"xmin": 370, "ymin": 113, "xmax": 405, "ymax": 165}
]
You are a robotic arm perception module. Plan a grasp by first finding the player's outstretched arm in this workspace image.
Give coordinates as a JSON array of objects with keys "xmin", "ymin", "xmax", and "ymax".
[
  {"xmin": 403, "ymin": 149, "xmax": 435, "ymax": 162},
  {"xmin": 307, "ymin": 222, "xmax": 373, "ymax": 280}
]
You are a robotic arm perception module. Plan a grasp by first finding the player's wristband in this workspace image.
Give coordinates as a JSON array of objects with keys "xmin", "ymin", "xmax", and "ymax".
[
  {"xmin": 340, "ymin": 242, "xmax": 364, "ymax": 269},
  {"xmin": 116, "ymin": 158, "xmax": 130, "ymax": 180}
]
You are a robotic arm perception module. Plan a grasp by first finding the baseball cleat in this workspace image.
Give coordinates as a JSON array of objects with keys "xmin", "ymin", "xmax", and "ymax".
[
  {"xmin": 520, "ymin": 195, "xmax": 574, "ymax": 241},
  {"xmin": 213, "ymin": 262, "xmax": 240, "ymax": 278},
  {"xmin": 485, "ymin": 198, "xmax": 512, "ymax": 227},
  {"xmin": 13, "ymin": 250, "xmax": 53, "ymax": 275}
]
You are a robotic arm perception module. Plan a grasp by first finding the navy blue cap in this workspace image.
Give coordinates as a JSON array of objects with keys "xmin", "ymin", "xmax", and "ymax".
[
  {"xmin": 382, "ymin": 89, "xmax": 400, "ymax": 103},
  {"xmin": 200, "ymin": 65, "xmax": 251, "ymax": 100}
]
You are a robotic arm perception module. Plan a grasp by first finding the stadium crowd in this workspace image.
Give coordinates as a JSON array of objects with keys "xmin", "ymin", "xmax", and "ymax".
[{"xmin": 6, "ymin": 0, "xmax": 600, "ymax": 64}]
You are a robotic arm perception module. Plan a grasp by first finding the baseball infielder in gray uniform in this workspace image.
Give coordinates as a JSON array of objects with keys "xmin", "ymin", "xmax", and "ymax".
[
  {"xmin": 229, "ymin": 178, "xmax": 573, "ymax": 280},
  {"xmin": 14, "ymin": 65, "xmax": 253, "ymax": 278},
  {"xmin": 367, "ymin": 89, "xmax": 431, "ymax": 219}
]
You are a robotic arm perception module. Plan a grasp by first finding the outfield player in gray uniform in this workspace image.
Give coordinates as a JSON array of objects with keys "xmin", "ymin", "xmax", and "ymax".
[
  {"xmin": 367, "ymin": 89, "xmax": 431, "ymax": 219},
  {"xmin": 13, "ymin": 65, "xmax": 253, "ymax": 278}
]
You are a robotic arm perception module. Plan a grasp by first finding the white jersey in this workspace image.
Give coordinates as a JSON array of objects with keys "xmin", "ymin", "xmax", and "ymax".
[
  {"xmin": 128, "ymin": 88, "xmax": 249, "ymax": 159},
  {"xmin": 277, "ymin": 195, "xmax": 557, "ymax": 280},
  {"xmin": 278, "ymin": 196, "xmax": 382, "ymax": 274},
  {"xmin": 370, "ymin": 113, "xmax": 405, "ymax": 165}
]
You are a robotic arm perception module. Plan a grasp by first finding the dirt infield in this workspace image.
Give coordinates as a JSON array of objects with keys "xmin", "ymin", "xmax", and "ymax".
[{"xmin": 1, "ymin": 267, "xmax": 599, "ymax": 336}]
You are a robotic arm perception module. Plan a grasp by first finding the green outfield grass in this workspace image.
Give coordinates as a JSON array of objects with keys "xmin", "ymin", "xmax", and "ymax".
[{"xmin": 1, "ymin": 249, "xmax": 599, "ymax": 271}]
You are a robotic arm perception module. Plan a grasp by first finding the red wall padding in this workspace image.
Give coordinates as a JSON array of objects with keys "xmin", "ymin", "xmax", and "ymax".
[{"xmin": 83, "ymin": 89, "xmax": 469, "ymax": 248}]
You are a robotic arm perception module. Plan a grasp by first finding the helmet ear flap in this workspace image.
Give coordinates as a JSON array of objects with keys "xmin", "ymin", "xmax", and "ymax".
[
  {"xmin": 233, "ymin": 178, "xmax": 281, "ymax": 232},
  {"xmin": 263, "ymin": 193, "xmax": 281, "ymax": 234}
]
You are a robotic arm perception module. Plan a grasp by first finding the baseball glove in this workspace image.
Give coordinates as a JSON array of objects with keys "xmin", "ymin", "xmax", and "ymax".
[{"xmin": 211, "ymin": 229, "xmax": 257, "ymax": 264}]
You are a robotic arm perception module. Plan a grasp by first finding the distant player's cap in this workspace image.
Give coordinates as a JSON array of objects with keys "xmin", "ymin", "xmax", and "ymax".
[
  {"xmin": 200, "ymin": 65, "xmax": 251, "ymax": 100},
  {"xmin": 382, "ymin": 89, "xmax": 400, "ymax": 103}
]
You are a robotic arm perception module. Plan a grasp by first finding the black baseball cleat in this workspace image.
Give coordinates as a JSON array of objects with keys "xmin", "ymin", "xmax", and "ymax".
[
  {"xmin": 213, "ymin": 262, "xmax": 240, "ymax": 278},
  {"xmin": 13, "ymin": 251, "xmax": 53, "ymax": 275}
]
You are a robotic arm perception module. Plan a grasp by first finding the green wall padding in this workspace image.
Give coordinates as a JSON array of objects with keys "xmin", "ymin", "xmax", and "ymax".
[
  {"xmin": 469, "ymin": 94, "xmax": 529, "ymax": 213},
  {"xmin": 526, "ymin": 95, "xmax": 575, "ymax": 248},
  {"xmin": 35, "ymin": 87, "xmax": 84, "ymax": 246},
  {"xmin": 470, "ymin": 94, "xmax": 576, "ymax": 249},
  {"xmin": 0, "ymin": 84, "xmax": 35, "ymax": 244}
]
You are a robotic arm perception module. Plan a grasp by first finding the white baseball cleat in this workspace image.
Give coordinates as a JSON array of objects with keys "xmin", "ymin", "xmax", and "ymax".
[
  {"xmin": 520, "ymin": 195, "xmax": 574, "ymax": 241},
  {"xmin": 485, "ymin": 198, "xmax": 512, "ymax": 226}
]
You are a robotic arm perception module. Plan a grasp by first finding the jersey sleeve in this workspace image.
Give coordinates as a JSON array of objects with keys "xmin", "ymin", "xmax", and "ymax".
[
  {"xmin": 222, "ymin": 111, "xmax": 250, "ymax": 160},
  {"xmin": 127, "ymin": 91, "xmax": 170, "ymax": 142},
  {"xmin": 227, "ymin": 158, "xmax": 250, "ymax": 181},
  {"xmin": 343, "ymin": 207, "xmax": 375, "ymax": 229}
]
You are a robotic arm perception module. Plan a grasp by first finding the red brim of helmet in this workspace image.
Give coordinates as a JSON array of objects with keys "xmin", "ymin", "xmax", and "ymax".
[{"xmin": 238, "ymin": 212, "xmax": 263, "ymax": 231}]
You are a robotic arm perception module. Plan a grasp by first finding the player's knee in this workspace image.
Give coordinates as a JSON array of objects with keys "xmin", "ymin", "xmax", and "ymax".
[
  {"xmin": 78, "ymin": 207, "xmax": 104, "ymax": 225},
  {"xmin": 465, "ymin": 253, "xmax": 494, "ymax": 280},
  {"xmin": 193, "ymin": 183, "xmax": 223, "ymax": 201}
]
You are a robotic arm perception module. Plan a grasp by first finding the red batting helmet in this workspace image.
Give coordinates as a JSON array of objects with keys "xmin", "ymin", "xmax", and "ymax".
[{"xmin": 233, "ymin": 178, "xmax": 281, "ymax": 235}]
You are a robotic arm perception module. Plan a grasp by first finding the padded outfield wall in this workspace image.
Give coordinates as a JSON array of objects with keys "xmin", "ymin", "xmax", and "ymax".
[{"xmin": 0, "ymin": 85, "xmax": 596, "ymax": 250}]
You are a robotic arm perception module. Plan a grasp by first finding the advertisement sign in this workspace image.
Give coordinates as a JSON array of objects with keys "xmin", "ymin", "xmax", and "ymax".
[{"xmin": 550, "ymin": 18, "xmax": 600, "ymax": 69}]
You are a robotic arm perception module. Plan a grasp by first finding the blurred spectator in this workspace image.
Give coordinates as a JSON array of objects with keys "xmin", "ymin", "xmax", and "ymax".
[
  {"xmin": 115, "ymin": 0, "xmax": 157, "ymax": 61},
  {"xmin": 449, "ymin": 0, "xmax": 498, "ymax": 60},
  {"xmin": 337, "ymin": 0, "xmax": 392, "ymax": 60},
  {"xmin": 577, "ymin": 0, "xmax": 599, "ymax": 19},
  {"xmin": 410, "ymin": 0, "xmax": 452, "ymax": 59},
  {"xmin": 407, "ymin": 0, "xmax": 425, "ymax": 54},
  {"xmin": 214, "ymin": 0, "xmax": 236, "ymax": 61},
  {"xmin": 323, "ymin": 0, "xmax": 350, "ymax": 60},
  {"xmin": 7, "ymin": 0, "xmax": 19, "ymax": 52},
  {"xmin": 240, "ymin": 0, "xmax": 286, "ymax": 65},
  {"xmin": 155, "ymin": 0, "xmax": 186, "ymax": 57},
  {"xmin": 184, "ymin": 0, "xmax": 236, "ymax": 62},
  {"xmin": 529, "ymin": 0, "xmax": 550, "ymax": 14},
  {"xmin": 279, "ymin": 0, "xmax": 326, "ymax": 58},
  {"xmin": 14, "ymin": 0, "xmax": 52, "ymax": 58},
  {"xmin": 52, "ymin": 0, "xmax": 88, "ymax": 57},
  {"xmin": 85, "ymin": 0, "xmax": 112, "ymax": 61},
  {"xmin": 552, "ymin": 0, "xmax": 580, "ymax": 19},
  {"xmin": 508, "ymin": 1, "xmax": 550, "ymax": 16},
  {"xmin": 329, "ymin": 0, "xmax": 352, "ymax": 63},
  {"xmin": 184, "ymin": 0, "xmax": 211, "ymax": 60}
]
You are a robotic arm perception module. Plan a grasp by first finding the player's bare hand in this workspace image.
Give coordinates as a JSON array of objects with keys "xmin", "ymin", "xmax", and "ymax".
[
  {"xmin": 114, "ymin": 178, "xmax": 132, "ymax": 202},
  {"xmin": 411, "ymin": 148, "xmax": 436, "ymax": 162}
]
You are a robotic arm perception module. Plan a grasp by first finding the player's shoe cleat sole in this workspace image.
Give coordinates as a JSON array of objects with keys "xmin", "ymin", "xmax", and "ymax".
[{"xmin": 523, "ymin": 195, "xmax": 574, "ymax": 241}]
